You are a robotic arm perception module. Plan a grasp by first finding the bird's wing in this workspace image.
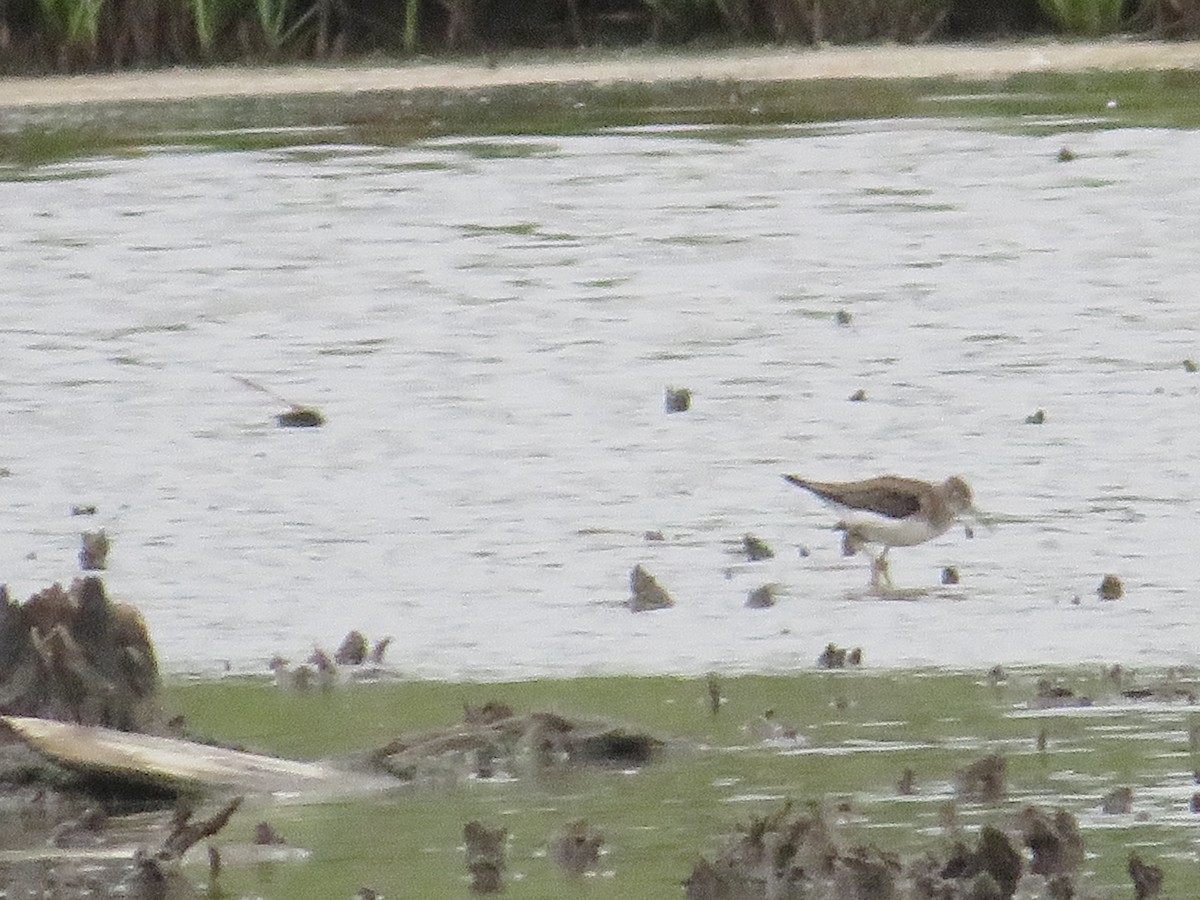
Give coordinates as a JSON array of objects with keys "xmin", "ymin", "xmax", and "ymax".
[{"xmin": 783, "ymin": 476, "xmax": 923, "ymax": 520}]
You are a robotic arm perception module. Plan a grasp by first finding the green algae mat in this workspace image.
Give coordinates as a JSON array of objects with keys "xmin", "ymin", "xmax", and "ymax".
[{"xmin": 159, "ymin": 667, "xmax": 1200, "ymax": 898}]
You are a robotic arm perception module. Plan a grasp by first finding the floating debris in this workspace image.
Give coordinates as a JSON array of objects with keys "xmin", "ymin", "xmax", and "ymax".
[
  {"xmin": 549, "ymin": 820, "xmax": 603, "ymax": 876},
  {"xmin": 1033, "ymin": 677, "xmax": 1091, "ymax": 709},
  {"xmin": 1098, "ymin": 574, "xmax": 1123, "ymax": 600},
  {"xmin": 234, "ymin": 375, "xmax": 325, "ymax": 428},
  {"xmin": 463, "ymin": 821, "xmax": 506, "ymax": 894},
  {"xmin": 1025, "ymin": 408, "xmax": 1046, "ymax": 424},
  {"xmin": 1101, "ymin": 786, "xmax": 1134, "ymax": 815},
  {"xmin": 706, "ymin": 673, "xmax": 722, "ymax": 716},
  {"xmin": 371, "ymin": 708, "xmax": 663, "ymax": 784},
  {"xmin": 1128, "ymin": 853, "xmax": 1163, "ymax": 900},
  {"xmin": 744, "ymin": 584, "xmax": 776, "ymax": 609},
  {"xmin": 817, "ymin": 643, "xmax": 861, "ymax": 669},
  {"xmin": 941, "ymin": 566, "xmax": 960, "ymax": 585},
  {"xmin": 742, "ymin": 534, "xmax": 774, "ymax": 561},
  {"xmin": 335, "ymin": 630, "xmax": 369, "ymax": 665},
  {"xmin": 848, "ymin": 388, "xmax": 867, "ymax": 402},
  {"xmin": 955, "ymin": 753, "xmax": 1006, "ymax": 803},
  {"xmin": 628, "ymin": 564, "xmax": 674, "ymax": 612},
  {"xmin": 254, "ymin": 821, "xmax": 287, "ymax": 845},
  {"xmin": 1057, "ymin": 146, "xmax": 1077, "ymax": 162},
  {"xmin": 79, "ymin": 530, "xmax": 109, "ymax": 570},
  {"xmin": 665, "ymin": 386, "xmax": 692, "ymax": 413}
]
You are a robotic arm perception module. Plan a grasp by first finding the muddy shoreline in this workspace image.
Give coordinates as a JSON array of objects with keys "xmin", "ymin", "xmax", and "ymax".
[{"xmin": 2, "ymin": 39, "xmax": 1200, "ymax": 109}]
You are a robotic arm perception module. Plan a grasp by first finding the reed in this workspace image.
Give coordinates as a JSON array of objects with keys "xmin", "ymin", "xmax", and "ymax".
[
  {"xmin": 1036, "ymin": 0, "xmax": 1124, "ymax": 34},
  {"xmin": 36, "ymin": 0, "xmax": 104, "ymax": 52}
]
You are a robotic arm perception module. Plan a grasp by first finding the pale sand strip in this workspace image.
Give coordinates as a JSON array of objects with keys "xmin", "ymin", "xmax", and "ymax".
[{"xmin": 1, "ymin": 40, "xmax": 1200, "ymax": 109}]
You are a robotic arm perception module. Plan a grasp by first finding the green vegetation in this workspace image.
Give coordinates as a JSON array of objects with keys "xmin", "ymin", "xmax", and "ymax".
[
  {"xmin": 1036, "ymin": 0, "xmax": 1125, "ymax": 34},
  {"xmin": 0, "ymin": 0, "xmax": 1197, "ymax": 77},
  {"xmin": 160, "ymin": 667, "xmax": 1200, "ymax": 899}
]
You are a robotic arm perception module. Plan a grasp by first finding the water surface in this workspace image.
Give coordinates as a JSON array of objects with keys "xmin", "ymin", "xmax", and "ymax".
[{"xmin": 3, "ymin": 85, "xmax": 1200, "ymax": 677}]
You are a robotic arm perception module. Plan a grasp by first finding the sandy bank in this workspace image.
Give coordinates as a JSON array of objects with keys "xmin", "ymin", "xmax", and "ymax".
[{"xmin": 1, "ymin": 39, "xmax": 1199, "ymax": 110}]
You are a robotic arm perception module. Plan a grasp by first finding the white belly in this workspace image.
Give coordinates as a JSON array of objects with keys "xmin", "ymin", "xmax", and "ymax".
[{"xmin": 839, "ymin": 511, "xmax": 949, "ymax": 548}]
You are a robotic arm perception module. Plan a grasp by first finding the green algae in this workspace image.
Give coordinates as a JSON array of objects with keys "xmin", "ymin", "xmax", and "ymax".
[{"xmin": 160, "ymin": 667, "xmax": 1200, "ymax": 899}]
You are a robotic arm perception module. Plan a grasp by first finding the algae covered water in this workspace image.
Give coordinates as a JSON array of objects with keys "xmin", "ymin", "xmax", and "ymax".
[{"xmin": 3, "ymin": 74, "xmax": 1200, "ymax": 677}]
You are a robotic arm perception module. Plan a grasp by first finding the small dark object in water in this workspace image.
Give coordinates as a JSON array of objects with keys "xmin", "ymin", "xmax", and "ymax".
[
  {"xmin": 665, "ymin": 386, "xmax": 691, "ymax": 413},
  {"xmin": 848, "ymin": 388, "xmax": 867, "ymax": 402},
  {"xmin": 897, "ymin": 767, "xmax": 915, "ymax": 795},
  {"xmin": 355, "ymin": 890, "xmax": 381, "ymax": 900},
  {"xmin": 745, "ymin": 584, "xmax": 776, "ymax": 609},
  {"xmin": 987, "ymin": 665, "xmax": 1006, "ymax": 685},
  {"xmin": 464, "ymin": 821, "xmax": 507, "ymax": 894},
  {"xmin": 1057, "ymin": 146, "xmax": 1077, "ymax": 162},
  {"xmin": 742, "ymin": 533, "xmax": 774, "ymax": 561},
  {"xmin": 644, "ymin": 530, "xmax": 666, "ymax": 542},
  {"xmin": 1037, "ymin": 728, "xmax": 1048, "ymax": 752},
  {"xmin": 1191, "ymin": 793, "xmax": 1200, "ymax": 813},
  {"xmin": 1101, "ymin": 786, "xmax": 1133, "ymax": 814},
  {"xmin": 79, "ymin": 530, "xmax": 109, "ymax": 570},
  {"xmin": 335, "ymin": 630, "xmax": 369, "ymax": 665},
  {"xmin": 1018, "ymin": 807, "xmax": 1084, "ymax": 878},
  {"xmin": 1025, "ymin": 408, "xmax": 1046, "ymax": 424},
  {"xmin": 817, "ymin": 643, "xmax": 862, "ymax": 669},
  {"xmin": 253, "ymin": 821, "xmax": 286, "ymax": 845},
  {"xmin": 550, "ymin": 820, "xmax": 603, "ymax": 876},
  {"xmin": 464, "ymin": 700, "xmax": 515, "ymax": 725},
  {"xmin": 818, "ymin": 643, "xmax": 846, "ymax": 668},
  {"xmin": 706, "ymin": 673, "xmax": 721, "ymax": 715},
  {"xmin": 277, "ymin": 406, "xmax": 325, "ymax": 427},
  {"xmin": 1128, "ymin": 852, "xmax": 1163, "ymax": 900},
  {"xmin": 70, "ymin": 504, "xmax": 97, "ymax": 516},
  {"xmin": 628, "ymin": 564, "xmax": 674, "ymax": 612},
  {"xmin": 1098, "ymin": 574, "xmax": 1123, "ymax": 600},
  {"xmin": 369, "ymin": 636, "xmax": 392, "ymax": 664},
  {"xmin": 1184, "ymin": 358, "xmax": 1198, "ymax": 373},
  {"xmin": 955, "ymin": 754, "xmax": 1006, "ymax": 802},
  {"xmin": 835, "ymin": 309, "xmax": 852, "ymax": 325},
  {"xmin": 941, "ymin": 566, "xmax": 960, "ymax": 585}
]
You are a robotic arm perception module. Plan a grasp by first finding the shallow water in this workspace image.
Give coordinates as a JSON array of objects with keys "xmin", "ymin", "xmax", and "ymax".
[{"xmin": 4, "ymin": 93, "xmax": 1200, "ymax": 678}]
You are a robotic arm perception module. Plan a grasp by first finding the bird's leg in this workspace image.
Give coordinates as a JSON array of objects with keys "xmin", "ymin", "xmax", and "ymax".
[{"xmin": 869, "ymin": 550, "xmax": 892, "ymax": 590}]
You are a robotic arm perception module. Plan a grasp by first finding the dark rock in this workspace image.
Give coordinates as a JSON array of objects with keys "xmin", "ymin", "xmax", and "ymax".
[
  {"xmin": 742, "ymin": 534, "xmax": 774, "ymax": 561},
  {"xmin": 1100, "ymin": 786, "xmax": 1133, "ymax": 814},
  {"xmin": 1097, "ymin": 574, "xmax": 1123, "ymax": 600},
  {"xmin": 79, "ymin": 531, "xmax": 109, "ymax": 570},
  {"xmin": 550, "ymin": 819, "xmax": 603, "ymax": 876},
  {"xmin": 955, "ymin": 754, "xmax": 1006, "ymax": 803},
  {"xmin": 665, "ymin": 387, "xmax": 692, "ymax": 413},
  {"xmin": 1128, "ymin": 852, "xmax": 1163, "ymax": 899},
  {"xmin": 629, "ymin": 564, "xmax": 674, "ymax": 611},
  {"xmin": 334, "ymin": 630, "xmax": 369, "ymax": 665},
  {"xmin": 276, "ymin": 406, "xmax": 324, "ymax": 427},
  {"xmin": 1017, "ymin": 807, "xmax": 1084, "ymax": 878},
  {"xmin": 464, "ymin": 821, "xmax": 506, "ymax": 894},
  {"xmin": 745, "ymin": 584, "xmax": 776, "ymax": 609}
]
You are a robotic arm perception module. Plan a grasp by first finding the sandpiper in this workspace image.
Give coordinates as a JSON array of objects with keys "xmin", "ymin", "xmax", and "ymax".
[{"xmin": 782, "ymin": 474, "xmax": 982, "ymax": 588}]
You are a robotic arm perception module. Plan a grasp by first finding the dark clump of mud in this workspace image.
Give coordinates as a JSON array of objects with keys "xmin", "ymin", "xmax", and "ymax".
[
  {"xmin": 0, "ymin": 576, "xmax": 160, "ymax": 732},
  {"xmin": 369, "ymin": 703, "xmax": 664, "ymax": 783},
  {"xmin": 685, "ymin": 801, "xmax": 1107, "ymax": 900},
  {"xmin": 629, "ymin": 564, "xmax": 675, "ymax": 611}
]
